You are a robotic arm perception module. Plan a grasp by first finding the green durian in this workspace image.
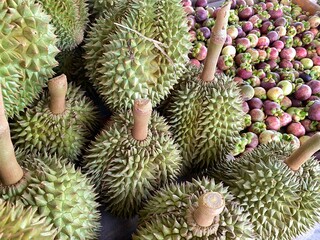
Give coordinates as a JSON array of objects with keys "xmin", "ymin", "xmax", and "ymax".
[
  {"xmin": 83, "ymin": 99, "xmax": 182, "ymax": 218},
  {"xmin": 165, "ymin": 2, "xmax": 244, "ymax": 171},
  {"xmin": 0, "ymin": 0, "xmax": 59, "ymax": 118},
  {"xmin": 88, "ymin": 0, "xmax": 115, "ymax": 17},
  {"xmin": 0, "ymin": 85, "xmax": 101, "ymax": 240},
  {"xmin": 0, "ymin": 200, "xmax": 57, "ymax": 239},
  {"xmin": 84, "ymin": 0, "xmax": 191, "ymax": 111},
  {"xmin": 10, "ymin": 74, "xmax": 99, "ymax": 163},
  {"xmin": 133, "ymin": 178, "xmax": 255, "ymax": 239},
  {"xmin": 210, "ymin": 134, "xmax": 320, "ymax": 240},
  {"xmin": 36, "ymin": 0, "xmax": 89, "ymax": 50}
]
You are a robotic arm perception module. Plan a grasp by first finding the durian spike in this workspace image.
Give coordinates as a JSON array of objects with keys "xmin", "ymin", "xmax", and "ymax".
[
  {"xmin": 48, "ymin": 74, "xmax": 68, "ymax": 115},
  {"xmin": 0, "ymin": 85, "xmax": 23, "ymax": 185},
  {"xmin": 132, "ymin": 99, "xmax": 152, "ymax": 141},
  {"xmin": 193, "ymin": 192, "xmax": 225, "ymax": 227},
  {"xmin": 201, "ymin": 1, "xmax": 231, "ymax": 82},
  {"xmin": 284, "ymin": 132, "xmax": 320, "ymax": 171}
]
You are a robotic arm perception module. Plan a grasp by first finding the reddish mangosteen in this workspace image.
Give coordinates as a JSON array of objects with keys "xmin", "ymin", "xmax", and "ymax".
[
  {"xmin": 235, "ymin": 53, "xmax": 251, "ymax": 65},
  {"xmin": 279, "ymin": 59, "xmax": 293, "ymax": 69},
  {"xmin": 247, "ymin": 75, "xmax": 260, "ymax": 87},
  {"xmin": 267, "ymin": 60, "xmax": 278, "ymax": 70},
  {"xmin": 217, "ymin": 55, "xmax": 234, "ymax": 70},
  {"xmin": 293, "ymin": 22, "xmax": 305, "ymax": 34},
  {"xmin": 280, "ymin": 96, "xmax": 292, "ymax": 110},
  {"xmin": 279, "ymin": 112, "xmax": 292, "ymax": 127},
  {"xmin": 181, "ymin": 0, "xmax": 192, "ymax": 7},
  {"xmin": 280, "ymin": 36, "xmax": 293, "ymax": 48},
  {"xmin": 293, "ymin": 60, "xmax": 303, "ymax": 71},
  {"xmin": 308, "ymin": 101, "xmax": 320, "ymax": 121},
  {"xmin": 189, "ymin": 59, "xmax": 201, "ymax": 68},
  {"xmin": 309, "ymin": 28, "xmax": 318, "ymax": 37},
  {"xmin": 312, "ymin": 56, "xmax": 320, "ymax": 66},
  {"xmin": 295, "ymin": 84, "xmax": 312, "ymax": 101},
  {"xmin": 266, "ymin": 31, "xmax": 279, "ymax": 43},
  {"xmin": 257, "ymin": 49, "xmax": 267, "ymax": 62},
  {"xmin": 274, "ymin": 17, "xmax": 287, "ymax": 27},
  {"xmin": 279, "ymin": 47, "xmax": 296, "ymax": 61},
  {"xmin": 307, "ymin": 80, "xmax": 320, "ymax": 94},
  {"xmin": 287, "ymin": 122, "xmax": 306, "ymax": 137},
  {"xmin": 234, "ymin": 77, "xmax": 244, "ymax": 85},
  {"xmin": 293, "ymin": 36, "xmax": 303, "ymax": 47},
  {"xmin": 249, "ymin": 29, "xmax": 261, "ymax": 37},
  {"xmin": 301, "ymin": 119, "xmax": 318, "ymax": 132},
  {"xmin": 246, "ymin": 48, "xmax": 259, "ymax": 63},
  {"xmin": 249, "ymin": 14, "xmax": 262, "ymax": 28},
  {"xmin": 237, "ymin": 66, "xmax": 253, "ymax": 79},
  {"xmin": 260, "ymin": 78, "xmax": 276, "ymax": 91},
  {"xmin": 236, "ymin": 38, "xmax": 251, "ymax": 52},
  {"xmin": 260, "ymin": 21, "xmax": 274, "ymax": 34},
  {"xmin": 242, "ymin": 21, "xmax": 254, "ymax": 33},
  {"xmin": 263, "ymin": 100, "xmax": 282, "ymax": 116},
  {"xmin": 238, "ymin": 6, "xmax": 254, "ymax": 20},
  {"xmin": 184, "ymin": 6, "xmax": 194, "ymax": 15},
  {"xmin": 236, "ymin": 0, "xmax": 247, "ymax": 5},
  {"xmin": 248, "ymin": 97, "xmax": 263, "ymax": 109},
  {"xmin": 256, "ymin": 62, "xmax": 270, "ymax": 72},
  {"xmin": 295, "ymin": 47, "xmax": 307, "ymax": 60},
  {"xmin": 242, "ymin": 101, "xmax": 250, "ymax": 113},
  {"xmin": 266, "ymin": 47, "xmax": 278, "ymax": 60},
  {"xmin": 265, "ymin": 116, "xmax": 281, "ymax": 130},
  {"xmin": 271, "ymin": 40, "xmax": 284, "ymax": 51},
  {"xmin": 249, "ymin": 109, "xmax": 265, "ymax": 122}
]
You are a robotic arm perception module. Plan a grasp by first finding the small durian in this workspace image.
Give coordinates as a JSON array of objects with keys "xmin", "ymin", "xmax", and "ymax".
[
  {"xmin": 84, "ymin": 0, "xmax": 192, "ymax": 111},
  {"xmin": 0, "ymin": 200, "xmax": 57, "ymax": 239},
  {"xmin": 0, "ymin": 86, "xmax": 101, "ymax": 240},
  {"xmin": 133, "ymin": 178, "xmax": 255, "ymax": 239},
  {"xmin": 10, "ymin": 74, "xmax": 99, "ymax": 163},
  {"xmin": 210, "ymin": 134, "xmax": 320, "ymax": 240},
  {"xmin": 36, "ymin": 0, "xmax": 89, "ymax": 50},
  {"xmin": 165, "ymin": 1, "xmax": 244, "ymax": 172},
  {"xmin": 0, "ymin": 0, "xmax": 59, "ymax": 118},
  {"xmin": 83, "ymin": 99, "xmax": 182, "ymax": 218}
]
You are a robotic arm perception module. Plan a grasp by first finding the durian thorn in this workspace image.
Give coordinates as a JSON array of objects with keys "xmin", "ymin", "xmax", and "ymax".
[
  {"xmin": 200, "ymin": 1, "xmax": 231, "ymax": 82},
  {"xmin": 48, "ymin": 74, "xmax": 68, "ymax": 115},
  {"xmin": 284, "ymin": 132, "xmax": 320, "ymax": 171},
  {"xmin": 132, "ymin": 99, "xmax": 152, "ymax": 141},
  {"xmin": 292, "ymin": 0, "xmax": 320, "ymax": 15},
  {"xmin": 0, "ymin": 84, "xmax": 23, "ymax": 186},
  {"xmin": 193, "ymin": 192, "xmax": 225, "ymax": 227}
]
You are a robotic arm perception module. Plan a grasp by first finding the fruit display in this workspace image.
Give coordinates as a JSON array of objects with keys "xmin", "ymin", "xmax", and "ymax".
[
  {"xmin": 84, "ymin": 0, "xmax": 192, "ymax": 110},
  {"xmin": 185, "ymin": 0, "xmax": 320, "ymax": 155},
  {"xmin": 35, "ymin": 0, "xmax": 89, "ymax": 50},
  {"xmin": 210, "ymin": 133, "xmax": 320, "ymax": 239},
  {"xmin": 83, "ymin": 99, "xmax": 182, "ymax": 218},
  {"xmin": 165, "ymin": 1, "xmax": 244, "ymax": 172},
  {"xmin": 0, "ymin": 200, "xmax": 57, "ymax": 239},
  {"xmin": 0, "ymin": 85, "xmax": 101, "ymax": 239},
  {"xmin": 133, "ymin": 178, "xmax": 255, "ymax": 239},
  {"xmin": 10, "ymin": 74, "xmax": 99, "ymax": 163},
  {"xmin": 0, "ymin": 0, "xmax": 59, "ymax": 118}
]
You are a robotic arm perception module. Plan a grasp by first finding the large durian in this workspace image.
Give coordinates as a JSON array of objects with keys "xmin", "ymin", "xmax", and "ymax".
[
  {"xmin": 0, "ymin": 0, "xmax": 59, "ymax": 118},
  {"xmin": 36, "ymin": 0, "xmax": 89, "ymax": 50},
  {"xmin": 210, "ymin": 134, "xmax": 320, "ymax": 240},
  {"xmin": 10, "ymin": 74, "xmax": 99, "ymax": 163},
  {"xmin": 83, "ymin": 99, "xmax": 182, "ymax": 218},
  {"xmin": 0, "ymin": 200, "xmax": 57, "ymax": 239},
  {"xmin": 133, "ymin": 178, "xmax": 255, "ymax": 239},
  {"xmin": 0, "ymin": 86, "xmax": 101, "ymax": 240},
  {"xmin": 165, "ymin": 1, "xmax": 244, "ymax": 172},
  {"xmin": 84, "ymin": 0, "xmax": 191, "ymax": 111}
]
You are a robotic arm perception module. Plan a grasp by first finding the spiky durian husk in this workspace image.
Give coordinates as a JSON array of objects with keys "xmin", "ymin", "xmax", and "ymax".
[
  {"xmin": 0, "ymin": 151, "xmax": 101, "ymax": 240},
  {"xmin": 36, "ymin": 0, "xmax": 89, "ymax": 50},
  {"xmin": 210, "ymin": 141, "xmax": 320, "ymax": 240},
  {"xmin": 165, "ymin": 65, "xmax": 244, "ymax": 172},
  {"xmin": 84, "ymin": 0, "xmax": 132, "ymax": 82},
  {"xmin": 10, "ymin": 83, "xmax": 99, "ymax": 163},
  {"xmin": 0, "ymin": 0, "xmax": 59, "ymax": 118},
  {"xmin": 85, "ymin": 0, "xmax": 192, "ymax": 111},
  {"xmin": 133, "ymin": 178, "xmax": 255, "ymax": 239},
  {"xmin": 88, "ymin": 0, "xmax": 115, "ymax": 17},
  {"xmin": 0, "ymin": 200, "xmax": 57, "ymax": 239},
  {"xmin": 83, "ymin": 111, "xmax": 182, "ymax": 218}
]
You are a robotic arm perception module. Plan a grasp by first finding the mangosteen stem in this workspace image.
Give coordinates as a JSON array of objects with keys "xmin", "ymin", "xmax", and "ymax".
[
  {"xmin": 193, "ymin": 192, "xmax": 225, "ymax": 227},
  {"xmin": 284, "ymin": 132, "xmax": 320, "ymax": 171},
  {"xmin": 132, "ymin": 99, "xmax": 152, "ymax": 141},
  {"xmin": 0, "ymin": 85, "xmax": 23, "ymax": 185},
  {"xmin": 292, "ymin": 0, "xmax": 320, "ymax": 15},
  {"xmin": 48, "ymin": 74, "xmax": 68, "ymax": 115},
  {"xmin": 200, "ymin": 1, "xmax": 231, "ymax": 82}
]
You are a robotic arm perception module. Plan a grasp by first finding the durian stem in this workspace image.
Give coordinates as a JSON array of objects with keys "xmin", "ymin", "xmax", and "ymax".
[
  {"xmin": 193, "ymin": 192, "xmax": 225, "ymax": 227},
  {"xmin": 284, "ymin": 133, "xmax": 320, "ymax": 171},
  {"xmin": 48, "ymin": 74, "xmax": 68, "ymax": 115},
  {"xmin": 292, "ymin": 0, "xmax": 320, "ymax": 15},
  {"xmin": 0, "ymin": 85, "xmax": 23, "ymax": 185},
  {"xmin": 200, "ymin": 1, "xmax": 231, "ymax": 82},
  {"xmin": 132, "ymin": 99, "xmax": 152, "ymax": 141}
]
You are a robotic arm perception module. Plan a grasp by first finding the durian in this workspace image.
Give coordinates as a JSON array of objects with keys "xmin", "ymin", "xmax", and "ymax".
[
  {"xmin": 0, "ymin": 200, "xmax": 57, "ymax": 239},
  {"xmin": 36, "ymin": 0, "xmax": 89, "ymax": 50},
  {"xmin": 84, "ymin": 0, "xmax": 191, "ymax": 110},
  {"xmin": 83, "ymin": 99, "xmax": 182, "ymax": 218},
  {"xmin": 0, "ymin": 85, "xmax": 101, "ymax": 240},
  {"xmin": 88, "ymin": 0, "xmax": 115, "ymax": 17},
  {"xmin": 210, "ymin": 134, "xmax": 320, "ymax": 240},
  {"xmin": 165, "ymin": 1, "xmax": 244, "ymax": 171},
  {"xmin": 133, "ymin": 178, "xmax": 255, "ymax": 239},
  {"xmin": 10, "ymin": 74, "xmax": 99, "ymax": 163},
  {"xmin": 0, "ymin": 0, "xmax": 59, "ymax": 118}
]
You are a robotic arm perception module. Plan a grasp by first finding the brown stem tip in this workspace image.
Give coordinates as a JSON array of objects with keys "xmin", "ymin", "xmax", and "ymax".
[
  {"xmin": 284, "ymin": 132, "xmax": 320, "ymax": 171},
  {"xmin": 193, "ymin": 192, "xmax": 225, "ymax": 227},
  {"xmin": 48, "ymin": 74, "xmax": 68, "ymax": 115},
  {"xmin": 0, "ymin": 84, "xmax": 23, "ymax": 185},
  {"xmin": 292, "ymin": 0, "xmax": 320, "ymax": 15},
  {"xmin": 132, "ymin": 99, "xmax": 152, "ymax": 141}
]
